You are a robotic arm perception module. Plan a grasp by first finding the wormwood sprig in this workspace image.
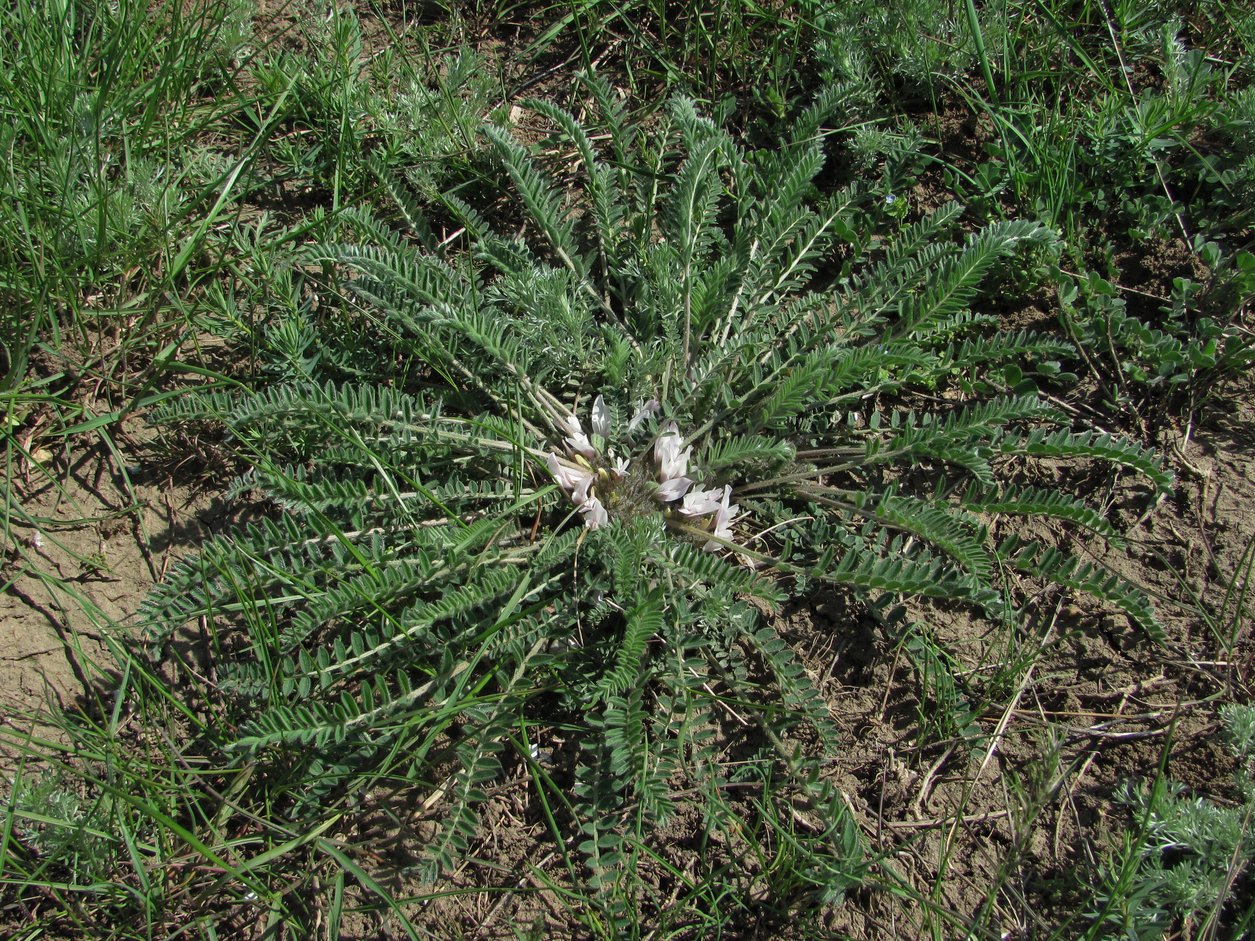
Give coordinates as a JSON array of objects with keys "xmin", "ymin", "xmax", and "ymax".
[
  {"xmin": 1085, "ymin": 704, "xmax": 1255, "ymax": 938},
  {"xmin": 143, "ymin": 75, "xmax": 1172, "ymax": 924}
]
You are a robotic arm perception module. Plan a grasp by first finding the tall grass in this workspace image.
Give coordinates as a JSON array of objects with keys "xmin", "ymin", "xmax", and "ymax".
[
  {"xmin": 0, "ymin": 0, "xmax": 254, "ymax": 376},
  {"xmin": 0, "ymin": 0, "xmax": 261, "ymax": 592}
]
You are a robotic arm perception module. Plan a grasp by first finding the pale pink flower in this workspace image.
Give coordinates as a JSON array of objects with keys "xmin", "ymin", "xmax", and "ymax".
[
  {"xmin": 563, "ymin": 415, "xmax": 596, "ymax": 458},
  {"xmin": 704, "ymin": 485, "xmax": 739, "ymax": 551},
  {"xmin": 547, "ymin": 453, "xmax": 595, "ymax": 505},
  {"xmin": 680, "ymin": 486, "xmax": 723, "ymax": 517},
  {"xmin": 653, "ymin": 423, "xmax": 691, "ymax": 482},
  {"xmin": 627, "ymin": 398, "xmax": 660, "ymax": 433},
  {"xmin": 655, "ymin": 475, "xmax": 694, "ymax": 503},
  {"xmin": 572, "ymin": 472, "xmax": 595, "ymax": 506},
  {"xmin": 580, "ymin": 496, "xmax": 609, "ymax": 530}
]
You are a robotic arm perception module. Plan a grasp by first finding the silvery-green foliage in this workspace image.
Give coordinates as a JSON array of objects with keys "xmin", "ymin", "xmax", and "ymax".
[
  {"xmin": 144, "ymin": 76, "xmax": 1170, "ymax": 917},
  {"xmin": 1093, "ymin": 704, "xmax": 1255, "ymax": 937}
]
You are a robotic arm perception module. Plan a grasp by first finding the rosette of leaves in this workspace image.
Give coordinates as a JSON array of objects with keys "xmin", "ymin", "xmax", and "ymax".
[{"xmin": 144, "ymin": 76, "xmax": 1171, "ymax": 924}]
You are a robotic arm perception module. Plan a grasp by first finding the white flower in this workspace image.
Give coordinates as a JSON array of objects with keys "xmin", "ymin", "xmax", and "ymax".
[
  {"xmin": 591, "ymin": 395, "xmax": 610, "ymax": 440},
  {"xmin": 572, "ymin": 472, "xmax": 595, "ymax": 505},
  {"xmin": 679, "ymin": 486, "xmax": 723, "ymax": 517},
  {"xmin": 546, "ymin": 452, "xmax": 574, "ymax": 487},
  {"xmin": 610, "ymin": 452, "xmax": 630, "ymax": 477},
  {"xmin": 705, "ymin": 485, "xmax": 739, "ymax": 551},
  {"xmin": 627, "ymin": 398, "xmax": 660, "ymax": 433},
  {"xmin": 547, "ymin": 453, "xmax": 595, "ymax": 505},
  {"xmin": 580, "ymin": 496, "xmax": 608, "ymax": 529},
  {"xmin": 563, "ymin": 414, "xmax": 596, "ymax": 458},
  {"xmin": 653, "ymin": 423, "xmax": 691, "ymax": 482},
  {"xmin": 655, "ymin": 475, "xmax": 693, "ymax": 503}
]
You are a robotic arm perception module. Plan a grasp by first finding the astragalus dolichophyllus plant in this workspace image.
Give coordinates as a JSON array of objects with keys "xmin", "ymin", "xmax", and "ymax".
[{"xmin": 144, "ymin": 76, "xmax": 1172, "ymax": 928}]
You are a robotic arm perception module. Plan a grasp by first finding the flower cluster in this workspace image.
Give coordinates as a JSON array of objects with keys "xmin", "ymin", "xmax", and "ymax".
[
  {"xmin": 652, "ymin": 423, "xmax": 738, "ymax": 550},
  {"xmin": 545, "ymin": 395, "xmax": 617, "ymax": 531},
  {"xmin": 545, "ymin": 396, "xmax": 739, "ymax": 550}
]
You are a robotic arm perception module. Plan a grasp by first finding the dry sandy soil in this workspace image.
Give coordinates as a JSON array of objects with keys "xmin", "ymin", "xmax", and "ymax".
[{"xmin": 0, "ymin": 409, "xmax": 232, "ymax": 758}]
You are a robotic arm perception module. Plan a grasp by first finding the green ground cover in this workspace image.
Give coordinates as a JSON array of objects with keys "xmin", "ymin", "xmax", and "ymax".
[{"xmin": 2, "ymin": 0, "xmax": 1254, "ymax": 937}]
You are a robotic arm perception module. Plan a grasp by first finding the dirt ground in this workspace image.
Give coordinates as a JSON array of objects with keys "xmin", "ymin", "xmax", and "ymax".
[
  {"xmin": 818, "ymin": 396, "xmax": 1255, "ymax": 937},
  {"xmin": 0, "ymin": 410, "xmax": 232, "ymax": 759}
]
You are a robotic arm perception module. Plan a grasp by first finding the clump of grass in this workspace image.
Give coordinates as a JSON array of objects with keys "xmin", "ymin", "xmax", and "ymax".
[{"xmin": 0, "ymin": 0, "xmax": 267, "ymax": 585}]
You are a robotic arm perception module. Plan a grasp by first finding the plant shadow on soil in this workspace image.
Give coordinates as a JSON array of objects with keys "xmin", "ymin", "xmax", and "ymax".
[{"xmin": 0, "ymin": 413, "xmax": 250, "ymax": 762}]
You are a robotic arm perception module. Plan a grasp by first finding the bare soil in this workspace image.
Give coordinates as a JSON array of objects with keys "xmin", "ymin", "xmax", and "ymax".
[{"xmin": 0, "ymin": 410, "xmax": 234, "ymax": 761}]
